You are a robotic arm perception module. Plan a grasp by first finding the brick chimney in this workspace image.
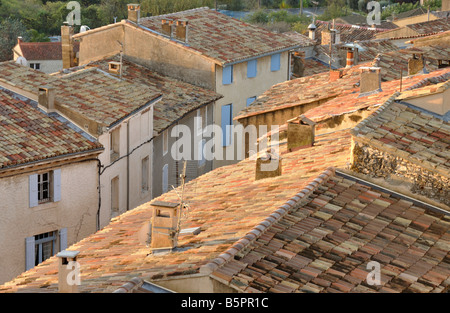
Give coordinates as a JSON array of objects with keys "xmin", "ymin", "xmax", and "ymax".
[
  {"xmin": 127, "ymin": 3, "xmax": 140, "ymax": 24},
  {"xmin": 56, "ymin": 250, "xmax": 80, "ymax": 293},
  {"xmin": 38, "ymin": 86, "xmax": 56, "ymax": 113},
  {"xmin": 61, "ymin": 24, "xmax": 74, "ymax": 69},
  {"xmin": 321, "ymin": 29, "xmax": 336, "ymax": 46},
  {"xmin": 150, "ymin": 201, "xmax": 180, "ymax": 252},
  {"xmin": 161, "ymin": 19, "xmax": 174, "ymax": 37},
  {"xmin": 329, "ymin": 69, "xmax": 343, "ymax": 82},
  {"xmin": 360, "ymin": 67, "xmax": 382, "ymax": 94},
  {"xmin": 287, "ymin": 115, "xmax": 316, "ymax": 151},
  {"xmin": 346, "ymin": 49, "xmax": 355, "ymax": 68},
  {"xmin": 255, "ymin": 152, "xmax": 282, "ymax": 181},
  {"xmin": 175, "ymin": 20, "xmax": 188, "ymax": 43},
  {"xmin": 17, "ymin": 36, "xmax": 23, "ymax": 44}
]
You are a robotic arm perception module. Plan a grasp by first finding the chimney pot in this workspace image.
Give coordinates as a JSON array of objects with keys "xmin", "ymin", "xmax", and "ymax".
[
  {"xmin": 127, "ymin": 3, "xmax": 141, "ymax": 24},
  {"xmin": 346, "ymin": 49, "xmax": 355, "ymax": 68},
  {"xmin": 17, "ymin": 36, "xmax": 23, "ymax": 44},
  {"xmin": 56, "ymin": 250, "xmax": 80, "ymax": 293},
  {"xmin": 108, "ymin": 61, "xmax": 122, "ymax": 75}
]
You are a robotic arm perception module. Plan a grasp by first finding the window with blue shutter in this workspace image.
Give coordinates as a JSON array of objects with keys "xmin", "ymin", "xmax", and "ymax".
[
  {"xmin": 247, "ymin": 59, "xmax": 257, "ymax": 78},
  {"xmin": 221, "ymin": 104, "xmax": 233, "ymax": 146},
  {"xmin": 25, "ymin": 236, "xmax": 35, "ymax": 270},
  {"xmin": 222, "ymin": 65, "xmax": 233, "ymax": 85},
  {"xmin": 59, "ymin": 228, "xmax": 68, "ymax": 251},
  {"xmin": 246, "ymin": 96, "xmax": 257, "ymax": 107},
  {"xmin": 271, "ymin": 53, "xmax": 281, "ymax": 72}
]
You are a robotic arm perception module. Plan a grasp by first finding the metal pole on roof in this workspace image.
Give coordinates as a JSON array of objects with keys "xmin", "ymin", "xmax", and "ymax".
[{"xmin": 400, "ymin": 66, "xmax": 403, "ymax": 92}]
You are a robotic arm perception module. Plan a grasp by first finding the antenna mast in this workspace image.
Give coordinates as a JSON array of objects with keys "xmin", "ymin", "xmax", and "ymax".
[{"xmin": 176, "ymin": 161, "xmax": 187, "ymax": 235}]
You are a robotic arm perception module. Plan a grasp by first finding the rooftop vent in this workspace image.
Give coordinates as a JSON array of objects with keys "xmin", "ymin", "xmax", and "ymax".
[{"xmin": 108, "ymin": 61, "xmax": 122, "ymax": 75}]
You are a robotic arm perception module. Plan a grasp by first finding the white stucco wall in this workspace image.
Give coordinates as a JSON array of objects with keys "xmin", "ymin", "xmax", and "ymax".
[{"xmin": 0, "ymin": 160, "xmax": 99, "ymax": 284}]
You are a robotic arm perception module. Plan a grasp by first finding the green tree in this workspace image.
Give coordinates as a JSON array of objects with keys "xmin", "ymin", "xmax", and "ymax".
[{"xmin": 0, "ymin": 17, "xmax": 29, "ymax": 61}]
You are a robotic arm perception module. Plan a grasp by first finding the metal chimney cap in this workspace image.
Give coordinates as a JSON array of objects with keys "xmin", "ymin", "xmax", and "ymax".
[{"xmin": 56, "ymin": 250, "xmax": 80, "ymax": 259}]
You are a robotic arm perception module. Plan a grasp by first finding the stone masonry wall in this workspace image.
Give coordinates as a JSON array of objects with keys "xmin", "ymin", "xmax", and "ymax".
[{"xmin": 351, "ymin": 142, "xmax": 450, "ymax": 206}]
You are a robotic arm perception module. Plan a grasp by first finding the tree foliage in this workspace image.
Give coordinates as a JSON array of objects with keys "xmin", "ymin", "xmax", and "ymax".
[{"xmin": 0, "ymin": 17, "xmax": 29, "ymax": 61}]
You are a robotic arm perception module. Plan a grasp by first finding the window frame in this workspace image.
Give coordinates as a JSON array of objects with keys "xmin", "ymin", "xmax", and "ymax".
[
  {"xmin": 34, "ymin": 231, "xmax": 57, "ymax": 266},
  {"xmin": 222, "ymin": 65, "xmax": 233, "ymax": 85},
  {"xmin": 247, "ymin": 59, "xmax": 257, "ymax": 78},
  {"xmin": 141, "ymin": 156, "xmax": 149, "ymax": 192},
  {"xmin": 37, "ymin": 172, "xmax": 51, "ymax": 204},
  {"xmin": 270, "ymin": 53, "xmax": 281, "ymax": 72}
]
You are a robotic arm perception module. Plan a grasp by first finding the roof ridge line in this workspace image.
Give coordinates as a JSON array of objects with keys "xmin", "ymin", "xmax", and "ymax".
[{"xmin": 200, "ymin": 167, "xmax": 336, "ymax": 275}]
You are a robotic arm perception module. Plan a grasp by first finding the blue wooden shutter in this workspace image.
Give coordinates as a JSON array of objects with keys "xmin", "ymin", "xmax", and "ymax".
[
  {"xmin": 53, "ymin": 169, "xmax": 61, "ymax": 202},
  {"xmin": 25, "ymin": 236, "xmax": 35, "ymax": 270},
  {"xmin": 222, "ymin": 65, "xmax": 233, "ymax": 85},
  {"xmin": 221, "ymin": 104, "xmax": 232, "ymax": 146},
  {"xmin": 247, "ymin": 59, "xmax": 257, "ymax": 78},
  {"xmin": 59, "ymin": 228, "xmax": 68, "ymax": 251},
  {"xmin": 246, "ymin": 97, "xmax": 256, "ymax": 107},
  {"xmin": 271, "ymin": 53, "xmax": 281, "ymax": 71},
  {"xmin": 29, "ymin": 174, "xmax": 38, "ymax": 208}
]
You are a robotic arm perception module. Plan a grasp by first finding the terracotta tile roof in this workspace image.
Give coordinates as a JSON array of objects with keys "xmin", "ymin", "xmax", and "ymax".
[
  {"xmin": 375, "ymin": 18, "xmax": 450, "ymax": 39},
  {"xmin": 283, "ymin": 31, "xmax": 316, "ymax": 47},
  {"xmin": 313, "ymin": 21, "xmax": 389, "ymax": 45},
  {"xmin": 235, "ymin": 63, "xmax": 365, "ymax": 120},
  {"xmin": 372, "ymin": 46, "xmax": 450, "ymax": 81},
  {"xmin": 54, "ymin": 56, "xmax": 222, "ymax": 134},
  {"xmin": 393, "ymin": 7, "xmax": 428, "ymax": 20},
  {"xmin": 0, "ymin": 88, "xmax": 102, "ymax": 169},
  {"xmin": 0, "ymin": 61, "xmax": 162, "ymax": 129},
  {"xmin": 303, "ymin": 68, "xmax": 450, "ymax": 124},
  {"xmin": 209, "ymin": 169, "xmax": 450, "ymax": 293},
  {"xmin": 17, "ymin": 41, "xmax": 79, "ymax": 61},
  {"xmin": 139, "ymin": 7, "xmax": 301, "ymax": 65},
  {"xmin": 351, "ymin": 92, "xmax": 450, "ymax": 177},
  {"xmin": 302, "ymin": 58, "xmax": 330, "ymax": 77},
  {"xmin": 0, "ymin": 129, "xmax": 353, "ymax": 292}
]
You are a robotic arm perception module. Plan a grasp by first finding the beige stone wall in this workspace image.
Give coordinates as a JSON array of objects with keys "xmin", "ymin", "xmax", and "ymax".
[
  {"xmin": 405, "ymin": 88, "xmax": 449, "ymax": 116},
  {"xmin": 351, "ymin": 142, "xmax": 450, "ymax": 206},
  {"xmin": 0, "ymin": 160, "xmax": 99, "ymax": 284},
  {"xmin": 393, "ymin": 13, "xmax": 439, "ymax": 28}
]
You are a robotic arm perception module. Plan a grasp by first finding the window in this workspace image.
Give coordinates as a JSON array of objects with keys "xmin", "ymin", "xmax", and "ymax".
[
  {"xmin": 163, "ymin": 130, "xmax": 169, "ymax": 156},
  {"xmin": 247, "ymin": 59, "xmax": 257, "ymax": 78},
  {"xmin": 221, "ymin": 104, "xmax": 233, "ymax": 147},
  {"xmin": 37, "ymin": 172, "xmax": 51, "ymax": 203},
  {"xmin": 110, "ymin": 128, "xmax": 120, "ymax": 162},
  {"xmin": 25, "ymin": 228, "xmax": 67, "ymax": 270},
  {"xmin": 222, "ymin": 65, "xmax": 233, "ymax": 85},
  {"xmin": 162, "ymin": 164, "xmax": 169, "ymax": 193},
  {"xmin": 111, "ymin": 176, "xmax": 119, "ymax": 215},
  {"xmin": 271, "ymin": 53, "xmax": 281, "ymax": 72},
  {"xmin": 198, "ymin": 139, "xmax": 206, "ymax": 166},
  {"xmin": 141, "ymin": 156, "xmax": 149, "ymax": 192},
  {"xmin": 197, "ymin": 106, "xmax": 207, "ymax": 133},
  {"xmin": 30, "ymin": 63, "xmax": 40, "ymax": 70},
  {"xmin": 246, "ymin": 96, "xmax": 257, "ymax": 107},
  {"xmin": 29, "ymin": 169, "xmax": 61, "ymax": 208}
]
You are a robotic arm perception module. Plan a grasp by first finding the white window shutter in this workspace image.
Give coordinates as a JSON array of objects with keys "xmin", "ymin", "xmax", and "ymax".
[
  {"xmin": 25, "ymin": 236, "xmax": 35, "ymax": 270},
  {"xmin": 53, "ymin": 169, "xmax": 61, "ymax": 202},
  {"xmin": 162, "ymin": 164, "xmax": 168, "ymax": 194},
  {"xmin": 59, "ymin": 228, "xmax": 68, "ymax": 251},
  {"xmin": 29, "ymin": 174, "xmax": 38, "ymax": 208}
]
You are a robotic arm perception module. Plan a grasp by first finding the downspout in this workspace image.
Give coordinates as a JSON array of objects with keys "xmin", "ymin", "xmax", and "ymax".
[{"xmin": 127, "ymin": 120, "xmax": 130, "ymax": 211}]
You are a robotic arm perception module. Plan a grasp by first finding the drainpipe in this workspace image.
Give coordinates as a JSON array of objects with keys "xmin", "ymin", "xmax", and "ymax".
[{"xmin": 127, "ymin": 120, "xmax": 130, "ymax": 211}]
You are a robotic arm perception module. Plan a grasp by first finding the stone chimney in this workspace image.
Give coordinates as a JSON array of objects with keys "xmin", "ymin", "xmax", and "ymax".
[
  {"xmin": 360, "ymin": 67, "xmax": 382, "ymax": 94},
  {"xmin": 255, "ymin": 152, "xmax": 282, "ymax": 181},
  {"xmin": 175, "ymin": 20, "xmax": 188, "ymax": 43},
  {"xmin": 321, "ymin": 29, "xmax": 335, "ymax": 46},
  {"xmin": 38, "ymin": 86, "xmax": 56, "ymax": 113},
  {"xmin": 127, "ymin": 3, "xmax": 141, "ymax": 24},
  {"xmin": 61, "ymin": 24, "xmax": 74, "ymax": 69},
  {"xmin": 334, "ymin": 29, "xmax": 341, "ymax": 44},
  {"xmin": 56, "ymin": 250, "xmax": 80, "ymax": 293},
  {"xmin": 287, "ymin": 115, "xmax": 316, "ymax": 151},
  {"xmin": 291, "ymin": 51, "xmax": 305, "ymax": 78},
  {"xmin": 408, "ymin": 53, "xmax": 425, "ymax": 76},
  {"xmin": 150, "ymin": 201, "xmax": 180, "ymax": 252},
  {"xmin": 161, "ymin": 19, "xmax": 174, "ymax": 37}
]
